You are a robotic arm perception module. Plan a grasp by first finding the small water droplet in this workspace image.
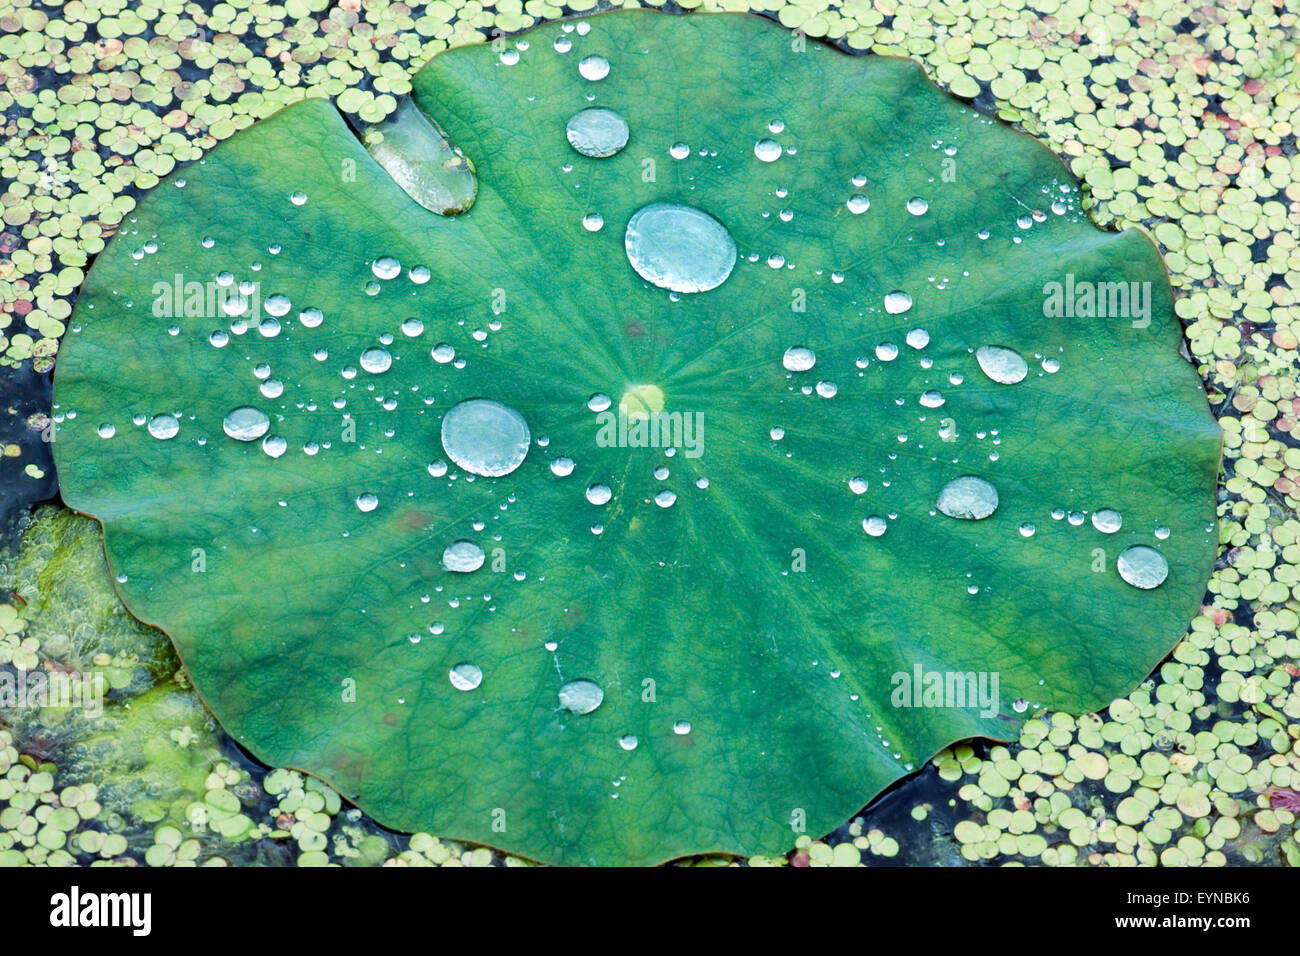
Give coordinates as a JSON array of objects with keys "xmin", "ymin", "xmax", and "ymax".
[
  {"xmin": 262, "ymin": 435, "xmax": 287, "ymax": 458},
  {"xmin": 906, "ymin": 197, "xmax": 929, "ymax": 215},
  {"xmin": 863, "ymin": 515, "xmax": 888, "ymax": 537},
  {"xmin": 618, "ymin": 734, "xmax": 638, "ymax": 751},
  {"xmin": 299, "ymin": 307, "xmax": 323, "ymax": 328},
  {"xmin": 906, "ymin": 328, "xmax": 930, "ymax": 349},
  {"xmin": 97, "ymin": 423, "xmax": 116, "ymax": 439},
  {"xmin": 846, "ymin": 194, "xmax": 870, "ymax": 214},
  {"xmin": 401, "ymin": 317, "xmax": 424, "ymax": 337},
  {"xmin": 431, "ymin": 343, "xmax": 456, "ymax": 364},
  {"xmin": 209, "ymin": 330, "xmax": 229, "ymax": 348},
  {"xmin": 586, "ymin": 483, "xmax": 612, "ymax": 505},
  {"xmin": 356, "ymin": 493, "xmax": 379, "ymax": 513},
  {"xmin": 550, "ymin": 457, "xmax": 575, "ymax": 477},
  {"xmin": 582, "ymin": 212, "xmax": 604, "ymax": 231},
  {"xmin": 815, "ymin": 380, "xmax": 837, "ymax": 398},
  {"xmin": 672, "ymin": 720, "xmax": 692, "ymax": 735},
  {"xmin": 654, "ymin": 489, "xmax": 677, "ymax": 508},
  {"xmin": 919, "ymin": 389, "xmax": 945, "ymax": 408},
  {"xmin": 1154, "ymin": 526, "xmax": 1170, "ymax": 540},
  {"xmin": 875, "ymin": 342, "xmax": 899, "ymax": 362},
  {"xmin": 1019, "ymin": 522, "xmax": 1036, "ymax": 537},
  {"xmin": 849, "ymin": 476, "xmax": 868, "ymax": 495}
]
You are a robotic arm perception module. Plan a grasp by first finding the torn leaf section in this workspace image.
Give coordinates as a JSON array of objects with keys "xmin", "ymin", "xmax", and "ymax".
[{"xmin": 363, "ymin": 95, "xmax": 477, "ymax": 215}]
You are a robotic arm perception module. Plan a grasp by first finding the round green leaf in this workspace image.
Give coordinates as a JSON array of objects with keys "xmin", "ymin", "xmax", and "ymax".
[{"xmin": 52, "ymin": 11, "xmax": 1220, "ymax": 865}]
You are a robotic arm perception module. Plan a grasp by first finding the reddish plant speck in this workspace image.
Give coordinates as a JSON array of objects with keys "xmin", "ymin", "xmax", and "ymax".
[{"xmin": 1263, "ymin": 787, "xmax": 1300, "ymax": 812}]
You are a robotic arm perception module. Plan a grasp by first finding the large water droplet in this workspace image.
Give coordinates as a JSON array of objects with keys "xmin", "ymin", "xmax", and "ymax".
[
  {"xmin": 753, "ymin": 139, "xmax": 782, "ymax": 162},
  {"xmin": 625, "ymin": 202, "xmax": 737, "ymax": 294},
  {"xmin": 223, "ymin": 406, "xmax": 270, "ymax": 441},
  {"xmin": 355, "ymin": 493, "xmax": 379, "ymax": 513},
  {"xmin": 863, "ymin": 515, "xmax": 888, "ymax": 537},
  {"xmin": 372, "ymin": 256, "xmax": 401, "ymax": 280},
  {"xmin": 264, "ymin": 294, "xmax": 291, "ymax": 317},
  {"xmin": 558, "ymin": 679, "xmax": 604, "ymax": 715},
  {"xmin": 148, "ymin": 414, "xmax": 179, "ymax": 440},
  {"xmin": 586, "ymin": 483, "xmax": 612, "ymax": 505},
  {"xmin": 440, "ymin": 399, "xmax": 530, "ymax": 478},
  {"xmin": 883, "ymin": 291, "xmax": 912, "ymax": 314},
  {"xmin": 578, "ymin": 55, "xmax": 609, "ymax": 80},
  {"xmin": 262, "ymin": 435, "xmax": 288, "ymax": 458},
  {"xmin": 1091, "ymin": 509, "xmax": 1122, "ymax": 533},
  {"xmin": 976, "ymin": 345, "xmax": 1029, "ymax": 385},
  {"xmin": 618, "ymin": 734, "xmax": 638, "ymax": 751},
  {"xmin": 906, "ymin": 197, "xmax": 929, "ymax": 215},
  {"xmin": 1117, "ymin": 546, "xmax": 1168, "ymax": 589},
  {"xmin": 565, "ymin": 107, "xmax": 629, "ymax": 158},
  {"xmin": 449, "ymin": 662, "xmax": 483, "ymax": 691},
  {"xmin": 97, "ymin": 423, "xmax": 116, "ymax": 439},
  {"xmin": 363, "ymin": 96, "xmax": 477, "ymax": 216},
  {"xmin": 360, "ymin": 347, "xmax": 392, "ymax": 374},
  {"xmin": 783, "ymin": 346, "xmax": 816, "ymax": 372},
  {"xmin": 846, "ymin": 194, "xmax": 869, "ymax": 214},
  {"xmin": 443, "ymin": 540, "xmax": 486, "ymax": 573},
  {"xmin": 936, "ymin": 476, "xmax": 999, "ymax": 520}
]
